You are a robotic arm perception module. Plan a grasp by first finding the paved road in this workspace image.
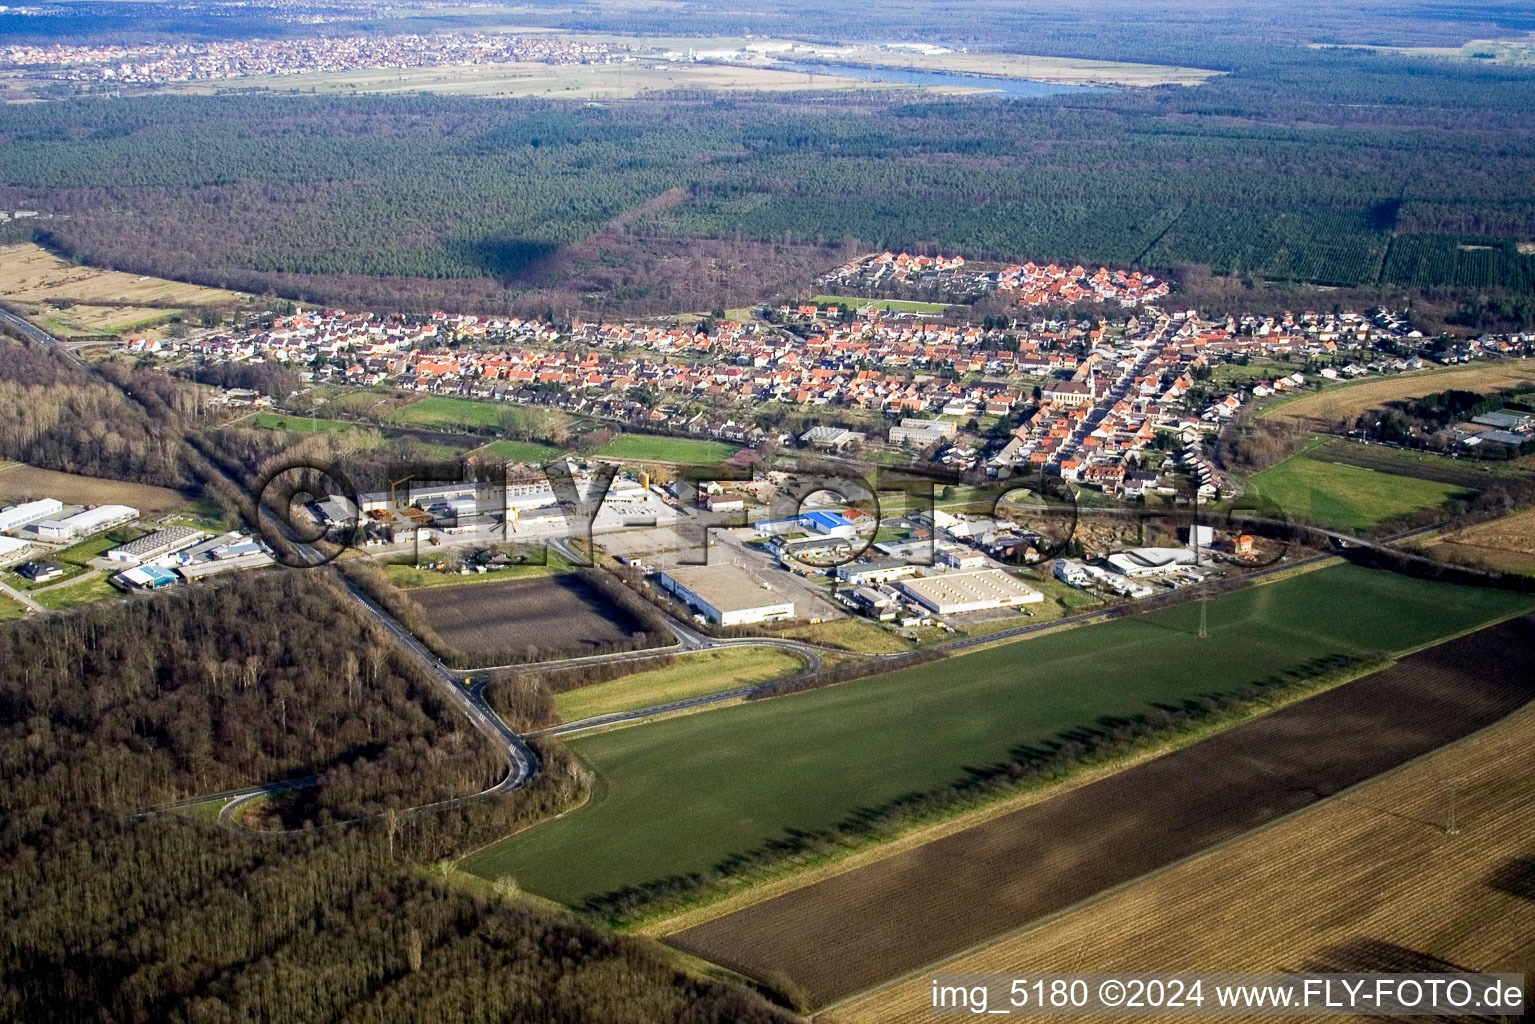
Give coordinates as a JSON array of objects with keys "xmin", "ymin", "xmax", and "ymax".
[
  {"xmin": 0, "ymin": 304, "xmax": 82, "ymax": 366},
  {"xmin": 0, "ymin": 576, "xmax": 43, "ymax": 614}
]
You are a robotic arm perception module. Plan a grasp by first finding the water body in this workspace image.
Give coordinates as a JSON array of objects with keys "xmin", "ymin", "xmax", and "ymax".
[{"xmin": 769, "ymin": 60, "xmax": 1102, "ymax": 97}]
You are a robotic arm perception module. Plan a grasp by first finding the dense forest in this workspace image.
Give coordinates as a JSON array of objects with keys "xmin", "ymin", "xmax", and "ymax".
[
  {"xmin": 0, "ymin": 566, "xmax": 793, "ymax": 1022},
  {"xmin": 0, "ymin": 336, "xmax": 192, "ymax": 487},
  {"xmin": 2, "ymin": 45, "xmax": 1533, "ymax": 321},
  {"xmin": 0, "ymin": 571, "xmax": 506, "ymax": 835}
]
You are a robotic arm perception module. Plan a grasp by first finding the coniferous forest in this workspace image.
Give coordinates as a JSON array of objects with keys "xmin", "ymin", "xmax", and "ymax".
[{"xmin": 1, "ymin": 44, "xmax": 1533, "ymax": 322}]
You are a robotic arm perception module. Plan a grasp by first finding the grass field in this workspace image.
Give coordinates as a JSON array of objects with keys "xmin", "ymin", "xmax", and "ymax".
[
  {"xmin": 33, "ymin": 574, "xmax": 119, "ymax": 610},
  {"xmin": 811, "ymin": 295, "xmax": 961, "ymax": 314},
  {"xmin": 1263, "ymin": 359, "xmax": 1535, "ymax": 428},
  {"xmin": 0, "ymin": 242, "xmax": 249, "ymax": 308},
  {"xmin": 0, "ymin": 463, "xmax": 189, "ymax": 513},
  {"xmin": 826, "ymin": 698, "xmax": 1535, "ymax": 1022},
  {"xmin": 773, "ymin": 616, "xmax": 913, "ymax": 653},
  {"xmin": 555, "ymin": 647, "xmax": 808, "ymax": 723},
  {"xmin": 589, "ymin": 435, "xmax": 742, "ymax": 463},
  {"xmin": 458, "ymin": 564, "xmax": 1532, "ymax": 906},
  {"xmin": 387, "ymin": 395, "xmax": 542, "ymax": 433},
  {"xmin": 0, "ymin": 592, "xmax": 29, "ymax": 621},
  {"xmin": 1303, "ymin": 437, "xmax": 1523, "ymax": 489},
  {"xmin": 21, "ymin": 302, "xmax": 178, "ymax": 338},
  {"xmin": 474, "ymin": 438, "xmax": 563, "ymax": 463},
  {"xmin": 242, "ymin": 412, "xmax": 355, "ymax": 433},
  {"xmin": 1414, "ymin": 507, "xmax": 1535, "ymax": 574},
  {"xmin": 1248, "ymin": 445, "xmax": 1469, "ymax": 530}
]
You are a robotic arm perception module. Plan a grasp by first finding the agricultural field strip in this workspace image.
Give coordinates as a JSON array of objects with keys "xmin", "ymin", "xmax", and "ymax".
[
  {"xmin": 669, "ymin": 611, "xmax": 1535, "ymax": 1006},
  {"xmin": 826, "ymin": 700, "xmax": 1535, "ymax": 1023},
  {"xmin": 1262, "ymin": 358, "xmax": 1535, "ymax": 426},
  {"xmin": 458, "ymin": 566, "xmax": 1529, "ymax": 909}
]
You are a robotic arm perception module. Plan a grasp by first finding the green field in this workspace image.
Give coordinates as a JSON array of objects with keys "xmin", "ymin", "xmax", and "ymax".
[
  {"xmin": 812, "ymin": 295, "xmax": 962, "ymax": 314},
  {"xmin": 460, "ymin": 564, "xmax": 1532, "ymax": 904},
  {"xmin": 386, "ymin": 395, "xmax": 547, "ymax": 433},
  {"xmin": 590, "ymin": 435, "xmax": 742, "ymax": 463},
  {"xmin": 56, "ymin": 529, "xmax": 142, "ymax": 567},
  {"xmin": 1248, "ymin": 448, "xmax": 1470, "ymax": 530},
  {"xmin": 475, "ymin": 438, "xmax": 563, "ymax": 463},
  {"xmin": 554, "ymin": 647, "xmax": 808, "ymax": 723},
  {"xmin": 34, "ymin": 574, "xmax": 120, "ymax": 610},
  {"xmin": 0, "ymin": 592, "xmax": 29, "ymax": 620},
  {"xmin": 244, "ymin": 412, "xmax": 354, "ymax": 433}
]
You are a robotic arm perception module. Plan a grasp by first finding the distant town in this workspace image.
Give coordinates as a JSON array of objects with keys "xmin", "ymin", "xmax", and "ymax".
[{"xmin": 2, "ymin": 32, "xmax": 626, "ymax": 85}]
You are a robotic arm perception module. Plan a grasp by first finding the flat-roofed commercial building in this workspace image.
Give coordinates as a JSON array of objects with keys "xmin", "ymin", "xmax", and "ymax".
[
  {"xmin": 106, "ymin": 526, "xmax": 206, "ymax": 565},
  {"xmin": 657, "ymin": 564, "xmax": 795, "ymax": 626},
  {"xmin": 34, "ymin": 504, "xmax": 138, "ymax": 542},
  {"xmin": 0, "ymin": 498, "xmax": 63, "ymax": 533},
  {"xmin": 896, "ymin": 568, "xmax": 1044, "ymax": 615}
]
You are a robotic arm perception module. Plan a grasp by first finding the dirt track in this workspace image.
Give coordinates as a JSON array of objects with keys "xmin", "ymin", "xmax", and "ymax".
[{"xmin": 668, "ymin": 613, "xmax": 1535, "ymax": 1007}]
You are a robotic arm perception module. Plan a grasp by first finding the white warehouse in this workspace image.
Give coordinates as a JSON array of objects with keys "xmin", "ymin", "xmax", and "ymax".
[
  {"xmin": 34, "ymin": 505, "xmax": 139, "ymax": 542},
  {"xmin": 657, "ymin": 564, "xmax": 795, "ymax": 626},
  {"xmin": 896, "ymin": 569, "xmax": 1044, "ymax": 615},
  {"xmin": 0, "ymin": 498, "xmax": 63, "ymax": 533}
]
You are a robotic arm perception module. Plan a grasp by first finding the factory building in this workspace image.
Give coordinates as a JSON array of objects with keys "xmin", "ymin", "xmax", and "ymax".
[
  {"xmin": 657, "ymin": 564, "xmax": 795, "ymax": 626},
  {"xmin": 896, "ymin": 569, "xmax": 1044, "ymax": 615},
  {"xmin": 0, "ymin": 498, "xmax": 63, "ymax": 533},
  {"xmin": 33, "ymin": 505, "xmax": 138, "ymax": 542},
  {"xmin": 106, "ymin": 526, "xmax": 206, "ymax": 565}
]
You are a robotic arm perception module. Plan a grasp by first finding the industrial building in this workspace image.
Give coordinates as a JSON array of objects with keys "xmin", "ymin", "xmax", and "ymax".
[
  {"xmin": 33, "ymin": 505, "xmax": 138, "ymax": 542},
  {"xmin": 0, "ymin": 536, "xmax": 30, "ymax": 562},
  {"xmin": 800, "ymin": 510, "xmax": 857, "ymax": 538},
  {"xmin": 656, "ymin": 564, "xmax": 795, "ymax": 626},
  {"xmin": 835, "ymin": 559, "xmax": 919, "ymax": 586},
  {"xmin": 0, "ymin": 498, "xmax": 63, "ymax": 533},
  {"xmin": 106, "ymin": 526, "xmax": 206, "ymax": 565},
  {"xmin": 114, "ymin": 564, "xmax": 179, "ymax": 591},
  {"xmin": 896, "ymin": 569, "xmax": 1044, "ymax": 615},
  {"xmin": 1105, "ymin": 546, "xmax": 1199, "ymax": 578}
]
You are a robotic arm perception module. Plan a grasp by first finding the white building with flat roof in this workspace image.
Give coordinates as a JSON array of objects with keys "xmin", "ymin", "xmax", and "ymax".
[
  {"xmin": 896, "ymin": 569, "xmax": 1044, "ymax": 615},
  {"xmin": 0, "ymin": 498, "xmax": 63, "ymax": 533},
  {"xmin": 34, "ymin": 504, "xmax": 138, "ymax": 542},
  {"xmin": 657, "ymin": 564, "xmax": 795, "ymax": 626}
]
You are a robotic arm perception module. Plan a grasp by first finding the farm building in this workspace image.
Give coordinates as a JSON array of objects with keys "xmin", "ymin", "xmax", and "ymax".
[
  {"xmin": 657, "ymin": 564, "xmax": 795, "ymax": 626},
  {"xmin": 0, "ymin": 536, "xmax": 30, "ymax": 561},
  {"xmin": 34, "ymin": 504, "xmax": 138, "ymax": 541},
  {"xmin": 896, "ymin": 569, "xmax": 1044, "ymax": 615},
  {"xmin": 702, "ymin": 493, "xmax": 746, "ymax": 514},
  {"xmin": 106, "ymin": 526, "xmax": 206, "ymax": 565},
  {"xmin": 0, "ymin": 498, "xmax": 63, "ymax": 533}
]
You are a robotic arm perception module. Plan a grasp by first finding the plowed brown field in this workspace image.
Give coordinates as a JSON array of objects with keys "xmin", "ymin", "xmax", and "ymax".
[
  {"xmin": 830, "ymin": 702, "xmax": 1535, "ymax": 1023},
  {"xmin": 669, "ymin": 614, "xmax": 1535, "ymax": 1008}
]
